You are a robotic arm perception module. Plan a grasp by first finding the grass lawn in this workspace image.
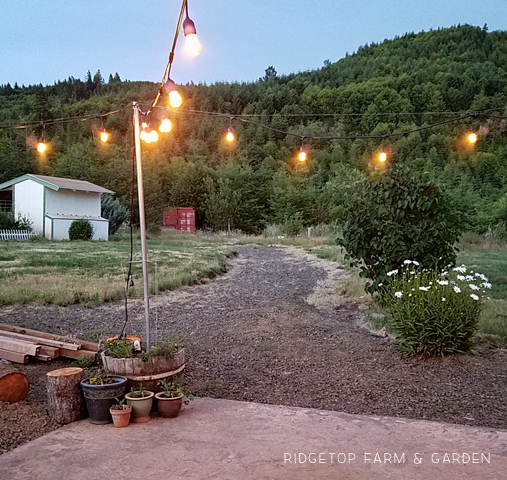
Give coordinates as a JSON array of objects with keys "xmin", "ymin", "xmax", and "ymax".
[{"xmin": 0, "ymin": 229, "xmax": 234, "ymax": 305}]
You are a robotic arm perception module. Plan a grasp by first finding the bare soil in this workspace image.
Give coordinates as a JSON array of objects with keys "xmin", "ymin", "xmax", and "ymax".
[{"xmin": 1, "ymin": 245, "xmax": 506, "ymax": 455}]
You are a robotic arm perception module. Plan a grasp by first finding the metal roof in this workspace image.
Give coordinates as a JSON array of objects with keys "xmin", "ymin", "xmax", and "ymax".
[{"xmin": 0, "ymin": 174, "xmax": 114, "ymax": 194}]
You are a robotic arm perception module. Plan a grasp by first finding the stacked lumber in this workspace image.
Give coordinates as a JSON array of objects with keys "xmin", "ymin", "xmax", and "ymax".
[{"xmin": 0, "ymin": 323, "xmax": 98, "ymax": 365}]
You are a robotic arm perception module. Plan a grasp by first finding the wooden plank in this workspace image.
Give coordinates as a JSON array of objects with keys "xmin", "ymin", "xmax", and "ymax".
[
  {"xmin": 59, "ymin": 348, "xmax": 96, "ymax": 360},
  {"xmin": 0, "ymin": 338, "xmax": 40, "ymax": 356},
  {"xmin": 35, "ymin": 354, "xmax": 52, "ymax": 362},
  {"xmin": 0, "ymin": 324, "xmax": 99, "ymax": 352},
  {"xmin": 0, "ymin": 331, "xmax": 80, "ymax": 351},
  {"xmin": 39, "ymin": 345, "xmax": 60, "ymax": 358},
  {"xmin": 0, "ymin": 348, "xmax": 29, "ymax": 364}
]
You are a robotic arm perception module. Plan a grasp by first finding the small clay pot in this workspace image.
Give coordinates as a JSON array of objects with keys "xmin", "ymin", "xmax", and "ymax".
[
  {"xmin": 125, "ymin": 391, "xmax": 154, "ymax": 423},
  {"xmin": 110, "ymin": 405, "xmax": 132, "ymax": 428},
  {"xmin": 155, "ymin": 393, "xmax": 183, "ymax": 418}
]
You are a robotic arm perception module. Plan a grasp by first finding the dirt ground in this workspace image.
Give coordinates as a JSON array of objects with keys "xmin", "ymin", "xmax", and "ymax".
[{"xmin": 1, "ymin": 244, "xmax": 506, "ymax": 455}]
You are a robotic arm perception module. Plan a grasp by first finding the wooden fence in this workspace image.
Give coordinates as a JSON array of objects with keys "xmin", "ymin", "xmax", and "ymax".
[{"xmin": 0, "ymin": 229, "xmax": 36, "ymax": 240}]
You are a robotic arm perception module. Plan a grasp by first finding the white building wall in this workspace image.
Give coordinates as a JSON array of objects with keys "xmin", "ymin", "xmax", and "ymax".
[
  {"xmin": 51, "ymin": 219, "xmax": 109, "ymax": 241},
  {"xmin": 14, "ymin": 180, "xmax": 44, "ymax": 234},
  {"xmin": 45, "ymin": 189, "xmax": 101, "ymax": 217}
]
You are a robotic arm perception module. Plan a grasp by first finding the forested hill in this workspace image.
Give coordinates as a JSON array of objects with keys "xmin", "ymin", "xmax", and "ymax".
[{"xmin": 1, "ymin": 24, "xmax": 507, "ymax": 234}]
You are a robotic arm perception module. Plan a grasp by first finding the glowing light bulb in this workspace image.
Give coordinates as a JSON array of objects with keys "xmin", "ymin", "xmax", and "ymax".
[
  {"xmin": 226, "ymin": 131, "xmax": 235, "ymax": 142},
  {"xmin": 298, "ymin": 150, "xmax": 307, "ymax": 162},
  {"xmin": 185, "ymin": 33, "xmax": 201, "ymax": 56},
  {"xmin": 169, "ymin": 90, "xmax": 182, "ymax": 108},
  {"xmin": 183, "ymin": 16, "xmax": 201, "ymax": 56},
  {"xmin": 379, "ymin": 152, "xmax": 387, "ymax": 162},
  {"xmin": 100, "ymin": 130, "xmax": 108, "ymax": 142},
  {"xmin": 468, "ymin": 132, "xmax": 478, "ymax": 144},
  {"xmin": 150, "ymin": 130, "xmax": 159, "ymax": 142},
  {"xmin": 37, "ymin": 139, "xmax": 46, "ymax": 153},
  {"xmin": 159, "ymin": 119, "xmax": 172, "ymax": 133}
]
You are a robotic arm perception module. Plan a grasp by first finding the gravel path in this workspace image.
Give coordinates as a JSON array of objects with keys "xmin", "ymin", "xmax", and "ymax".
[{"xmin": 1, "ymin": 244, "xmax": 506, "ymax": 454}]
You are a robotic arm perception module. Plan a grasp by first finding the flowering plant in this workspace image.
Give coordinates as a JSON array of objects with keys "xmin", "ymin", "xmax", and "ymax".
[{"xmin": 386, "ymin": 261, "xmax": 491, "ymax": 355}]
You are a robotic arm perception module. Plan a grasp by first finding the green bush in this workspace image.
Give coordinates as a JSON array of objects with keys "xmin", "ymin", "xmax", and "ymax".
[
  {"xmin": 386, "ymin": 262, "xmax": 491, "ymax": 355},
  {"xmin": 68, "ymin": 219, "xmax": 94, "ymax": 241},
  {"xmin": 0, "ymin": 211, "xmax": 33, "ymax": 231},
  {"xmin": 101, "ymin": 194, "xmax": 129, "ymax": 235},
  {"xmin": 338, "ymin": 163, "xmax": 462, "ymax": 295}
]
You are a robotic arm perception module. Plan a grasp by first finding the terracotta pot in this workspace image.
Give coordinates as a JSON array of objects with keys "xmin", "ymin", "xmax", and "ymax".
[
  {"xmin": 125, "ymin": 391, "xmax": 154, "ymax": 423},
  {"xmin": 110, "ymin": 405, "xmax": 132, "ymax": 428},
  {"xmin": 155, "ymin": 393, "xmax": 183, "ymax": 418}
]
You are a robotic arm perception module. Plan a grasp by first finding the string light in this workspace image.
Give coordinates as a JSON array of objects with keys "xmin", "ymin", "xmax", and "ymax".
[
  {"xmin": 468, "ymin": 132, "xmax": 478, "ymax": 144},
  {"xmin": 183, "ymin": 2, "xmax": 201, "ymax": 56},
  {"xmin": 298, "ymin": 137, "xmax": 307, "ymax": 162},
  {"xmin": 225, "ymin": 118, "xmax": 235, "ymax": 142},
  {"xmin": 164, "ymin": 78, "xmax": 183, "ymax": 108},
  {"xmin": 37, "ymin": 136, "xmax": 46, "ymax": 153},
  {"xmin": 378, "ymin": 151, "xmax": 387, "ymax": 162},
  {"xmin": 159, "ymin": 118, "xmax": 172, "ymax": 133},
  {"xmin": 99, "ymin": 117, "xmax": 109, "ymax": 142}
]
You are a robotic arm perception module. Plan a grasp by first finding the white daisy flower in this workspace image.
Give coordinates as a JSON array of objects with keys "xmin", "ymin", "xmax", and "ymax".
[
  {"xmin": 386, "ymin": 269, "xmax": 398, "ymax": 277},
  {"xmin": 419, "ymin": 286, "xmax": 430, "ymax": 291},
  {"xmin": 442, "ymin": 297, "xmax": 446, "ymax": 302},
  {"xmin": 474, "ymin": 272, "xmax": 488, "ymax": 282},
  {"xmin": 453, "ymin": 286, "xmax": 461, "ymax": 294},
  {"xmin": 457, "ymin": 275, "xmax": 466, "ymax": 281},
  {"xmin": 469, "ymin": 284, "xmax": 479, "ymax": 291},
  {"xmin": 453, "ymin": 266, "xmax": 467, "ymax": 273},
  {"xmin": 470, "ymin": 294, "xmax": 479, "ymax": 301},
  {"xmin": 437, "ymin": 280, "xmax": 449, "ymax": 286},
  {"xmin": 403, "ymin": 260, "xmax": 412, "ymax": 264},
  {"xmin": 412, "ymin": 260, "xmax": 420, "ymax": 266},
  {"xmin": 465, "ymin": 275, "xmax": 474, "ymax": 281},
  {"xmin": 481, "ymin": 282, "xmax": 492, "ymax": 289},
  {"xmin": 394, "ymin": 291, "xmax": 403, "ymax": 298}
]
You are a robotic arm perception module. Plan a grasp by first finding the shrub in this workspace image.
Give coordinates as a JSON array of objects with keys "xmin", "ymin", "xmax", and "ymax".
[
  {"xmin": 386, "ymin": 262, "xmax": 491, "ymax": 355},
  {"xmin": 0, "ymin": 211, "xmax": 33, "ymax": 231},
  {"xmin": 101, "ymin": 194, "xmax": 129, "ymax": 235},
  {"xmin": 338, "ymin": 163, "xmax": 462, "ymax": 295},
  {"xmin": 68, "ymin": 219, "xmax": 94, "ymax": 241}
]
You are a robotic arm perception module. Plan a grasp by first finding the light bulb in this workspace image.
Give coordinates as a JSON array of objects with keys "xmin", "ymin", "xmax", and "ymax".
[
  {"xmin": 150, "ymin": 130, "xmax": 159, "ymax": 142},
  {"xmin": 159, "ymin": 119, "xmax": 172, "ymax": 133},
  {"xmin": 298, "ymin": 150, "xmax": 307, "ymax": 162},
  {"xmin": 379, "ymin": 152, "xmax": 387, "ymax": 162},
  {"xmin": 468, "ymin": 132, "xmax": 478, "ymax": 144},
  {"xmin": 226, "ymin": 131, "xmax": 234, "ymax": 142},
  {"xmin": 183, "ymin": 16, "xmax": 201, "ymax": 56},
  {"xmin": 100, "ymin": 130, "xmax": 108, "ymax": 142},
  {"xmin": 185, "ymin": 33, "xmax": 201, "ymax": 56},
  {"xmin": 37, "ymin": 139, "xmax": 46, "ymax": 153},
  {"xmin": 169, "ymin": 90, "xmax": 182, "ymax": 108}
]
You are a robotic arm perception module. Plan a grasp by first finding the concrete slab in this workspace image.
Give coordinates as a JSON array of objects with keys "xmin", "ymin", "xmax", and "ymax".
[{"xmin": 0, "ymin": 397, "xmax": 506, "ymax": 480}]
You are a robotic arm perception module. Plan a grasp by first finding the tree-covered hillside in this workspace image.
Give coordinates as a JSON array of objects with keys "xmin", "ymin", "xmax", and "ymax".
[{"xmin": 1, "ymin": 24, "xmax": 506, "ymax": 234}]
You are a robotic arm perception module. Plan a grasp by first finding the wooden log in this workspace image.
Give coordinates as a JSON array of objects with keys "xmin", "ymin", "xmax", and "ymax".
[
  {"xmin": 35, "ymin": 354, "xmax": 52, "ymax": 362},
  {"xmin": 0, "ymin": 337, "xmax": 40, "ymax": 356},
  {"xmin": 0, "ymin": 362, "xmax": 29, "ymax": 402},
  {"xmin": 0, "ymin": 323, "xmax": 99, "ymax": 352},
  {"xmin": 46, "ymin": 367, "xmax": 86, "ymax": 424},
  {"xmin": 39, "ymin": 345, "xmax": 60, "ymax": 358},
  {"xmin": 0, "ymin": 331, "xmax": 80, "ymax": 350},
  {"xmin": 0, "ymin": 348, "xmax": 28, "ymax": 364},
  {"xmin": 59, "ymin": 348, "xmax": 97, "ymax": 361}
]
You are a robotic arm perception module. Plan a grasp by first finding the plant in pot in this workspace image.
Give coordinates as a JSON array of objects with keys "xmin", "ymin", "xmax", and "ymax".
[
  {"xmin": 155, "ymin": 377, "xmax": 193, "ymax": 418},
  {"xmin": 110, "ymin": 397, "xmax": 132, "ymax": 428},
  {"xmin": 125, "ymin": 384, "xmax": 154, "ymax": 423},
  {"xmin": 80, "ymin": 370, "xmax": 128, "ymax": 424}
]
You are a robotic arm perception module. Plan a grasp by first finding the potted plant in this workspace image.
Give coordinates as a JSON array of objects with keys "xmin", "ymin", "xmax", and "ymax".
[
  {"xmin": 125, "ymin": 384, "xmax": 154, "ymax": 423},
  {"xmin": 80, "ymin": 370, "xmax": 128, "ymax": 424},
  {"xmin": 109, "ymin": 397, "xmax": 132, "ymax": 428},
  {"xmin": 155, "ymin": 377, "xmax": 193, "ymax": 418}
]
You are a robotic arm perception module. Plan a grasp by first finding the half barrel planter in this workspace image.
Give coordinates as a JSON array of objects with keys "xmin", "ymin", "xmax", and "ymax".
[
  {"xmin": 80, "ymin": 375, "xmax": 128, "ymax": 424},
  {"xmin": 101, "ymin": 349, "xmax": 185, "ymax": 393}
]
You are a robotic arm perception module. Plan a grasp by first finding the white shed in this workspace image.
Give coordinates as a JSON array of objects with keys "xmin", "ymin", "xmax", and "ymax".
[{"xmin": 0, "ymin": 174, "xmax": 114, "ymax": 240}]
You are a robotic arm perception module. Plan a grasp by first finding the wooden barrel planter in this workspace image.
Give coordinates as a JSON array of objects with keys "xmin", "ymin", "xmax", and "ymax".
[{"xmin": 101, "ymin": 349, "xmax": 185, "ymax": 393}]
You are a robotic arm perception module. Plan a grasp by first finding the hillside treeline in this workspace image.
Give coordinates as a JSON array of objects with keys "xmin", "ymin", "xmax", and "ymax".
[{"xmin": 1, "ymin": 24, "xmax": 507, "ymax": 235}]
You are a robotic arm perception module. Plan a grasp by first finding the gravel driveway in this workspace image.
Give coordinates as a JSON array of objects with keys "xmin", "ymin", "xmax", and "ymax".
[{"xmin": 1, "ymin": 244, "xmax": 506, "ymax": 454}]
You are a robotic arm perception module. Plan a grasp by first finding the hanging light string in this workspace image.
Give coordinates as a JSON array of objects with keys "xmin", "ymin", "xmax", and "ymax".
[{"xmin": 144, "ymin": 0, "xmax": 188, "ymax": 117}]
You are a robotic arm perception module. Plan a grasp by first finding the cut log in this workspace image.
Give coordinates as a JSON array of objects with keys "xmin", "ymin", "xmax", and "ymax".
[
  {"xmin": 46, "ymin": 367, "xmax": 86, "ymax": 424},
  {"xmin": 0, "ymin": 324, "xmax": 99, "ymax": 352},
  {"xmin": 0, "ymin": 362, "xmax": 29, "ymax": 402},
  {"xmin": 0, "ymin": 348, "xmax": 28, "ymax": 364},
  {"xmin": 0, "ymin": 337, "xmax": 40, "ymax": 356},
  {"xmin": 0, "ymin": 331, "xmax": 80, "ymax": 350}
]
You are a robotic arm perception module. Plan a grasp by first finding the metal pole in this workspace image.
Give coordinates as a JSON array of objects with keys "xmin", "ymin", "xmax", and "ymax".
[{"xmin": 133, "ymin": 102, "xmax": 151, "ymax": 349}]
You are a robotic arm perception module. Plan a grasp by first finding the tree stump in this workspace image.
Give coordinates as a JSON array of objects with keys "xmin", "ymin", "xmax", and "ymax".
[
  {"xmin": 0, "ymin": 361, "xmax": 29, "ymax": 403},
  {"xmin": 46, "ymin": 367, "xmax": 86, "ymax": 424}
]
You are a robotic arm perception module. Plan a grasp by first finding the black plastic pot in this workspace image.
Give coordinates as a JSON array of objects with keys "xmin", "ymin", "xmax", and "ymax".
[{"xmin": 80, "ymin": 376, "xmax": 128, "ymax": 424}]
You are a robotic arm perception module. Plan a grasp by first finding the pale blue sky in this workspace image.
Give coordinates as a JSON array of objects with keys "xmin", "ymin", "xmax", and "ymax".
[{"xmin": 1, "ymin": 0, "xmax": 506, "ymax": 87}]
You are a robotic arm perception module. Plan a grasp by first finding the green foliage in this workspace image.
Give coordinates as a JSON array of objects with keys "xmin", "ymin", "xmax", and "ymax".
[
  {"xmin": 104, "ymin": 338, "xmax": 134, "ymax": 358},
  {"xmin": 158, "ymin": 377, "xmax": 193, "ymax": 403},
  {"xmin": 72, "ymin": 354, "xmax": 96, "ymax": 368},
  {"xmin": 385, "ymin": 263, "xmax": 490, "ymax": 355},
  {"xmin": 101, "ymin": 194, "xmax": 129, "ymax": 235},
  {"xmin": 338, "ymin": 163, "xmax": 462, "ymax": 294},
  {"xmin": 0, "ymin": 211, "xmax": 33, "ymax": 231},
  {"xmin": 140, "ymin": 335, "xmax": 188, "ymax": 361},
  {"xmin": 129, "ymin": 384, "xmax": 149, "ymax": 398},
  {"xmin": 88, "ymin": 370, "xmax": 115, "ymax": 385},
  {"xmin": 68, "ymin": 219, "xmax": 94, "ymax": 241},
  {"xmin": 111, "ymin": 397, "xmax": 129, "ymax": 410}
]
